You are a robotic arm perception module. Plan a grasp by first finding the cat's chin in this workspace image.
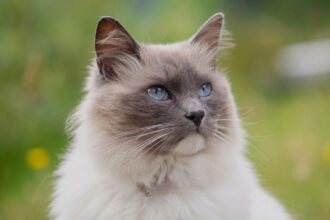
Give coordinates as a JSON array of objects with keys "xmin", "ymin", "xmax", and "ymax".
[{"xmin": 171, "ymin": 133, "xmax": 206, "ymax": 156}]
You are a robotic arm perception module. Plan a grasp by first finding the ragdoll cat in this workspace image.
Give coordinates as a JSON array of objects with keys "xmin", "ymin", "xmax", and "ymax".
[{"xmin": 50, "ymin": 13, "xmax": 291, "ymax": 220}]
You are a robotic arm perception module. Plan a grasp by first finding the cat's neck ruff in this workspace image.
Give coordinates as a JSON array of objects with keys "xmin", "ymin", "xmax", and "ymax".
[{"xmin": 79, "ymin": 124, "xmax": 242, "ymax": 197}]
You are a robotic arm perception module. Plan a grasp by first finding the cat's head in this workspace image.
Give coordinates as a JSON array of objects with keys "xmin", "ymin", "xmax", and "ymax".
[{"xmin": 83, "ymin": 13, "xmax": 242, "ymax": 159}]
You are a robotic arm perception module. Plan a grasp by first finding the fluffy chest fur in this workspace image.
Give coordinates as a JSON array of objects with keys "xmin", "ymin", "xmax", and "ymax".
[
  {"xmin": 52, "ymin": 136, "xmax": 253, "ymax": 220},
  {"xmin": 51, "ymin": 126, "xmax": 289, "ymax": 220}
]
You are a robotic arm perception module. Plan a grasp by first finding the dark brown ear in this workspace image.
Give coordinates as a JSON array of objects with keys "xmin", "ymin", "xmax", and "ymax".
[
  {"xmin": 95, "ymin": 17, "xmax": 140, "ymax": 79},
  {"xmin": 190, "ymin": 13, "xmax": 224, "ymax": 52}
]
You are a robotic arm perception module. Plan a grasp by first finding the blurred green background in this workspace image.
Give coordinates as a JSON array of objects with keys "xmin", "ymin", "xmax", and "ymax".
[{"xmin": 1, "ymin": 0, "xmax": 330, "ymax": 219}]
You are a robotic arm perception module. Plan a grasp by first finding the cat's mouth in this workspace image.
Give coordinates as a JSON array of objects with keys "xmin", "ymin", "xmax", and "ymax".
[
  {"xmin": 142, "ymin": 128, "xmax": 206, "ymax": 156},
  {"xmin": 171, "ymin": 133, "xmax": 206, "ymax": 156},
  {"xmin": 195, "ymin": 127, "xmax": 202, "ymax": 133},
  {"xmin": 123, "ymin": 123, "xmax": 209, "ymax": 156},
  {"xmin": 193, "ymin": 124, "xmax": 209, "ymax": 137}
]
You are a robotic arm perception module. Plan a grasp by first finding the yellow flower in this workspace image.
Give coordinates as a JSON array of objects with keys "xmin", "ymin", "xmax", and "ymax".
[
  {"xmin": 26, "ymin": 147, "xmax": 49, "ymax": 171},
  {"xmin": 322, "ymin": 143, "xmax": 330, "ymax": 165}
]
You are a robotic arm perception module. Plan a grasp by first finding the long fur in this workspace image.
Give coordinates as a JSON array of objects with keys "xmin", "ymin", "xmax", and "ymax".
[{"xmin": 50, "ymin": 14, "xmax": 291, "ymax": 220}]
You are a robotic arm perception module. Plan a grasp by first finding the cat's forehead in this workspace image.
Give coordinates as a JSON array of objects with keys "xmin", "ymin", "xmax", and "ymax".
[
  {"xmin": 139, "ymin": 43, "xmax": 215, "ymax": 82},
  {"xmin": 143, "ymin": 43, "xmax": 212, "ymax": 67}
]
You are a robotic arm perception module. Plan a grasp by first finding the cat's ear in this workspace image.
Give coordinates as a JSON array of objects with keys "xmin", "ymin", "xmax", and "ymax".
[
  {"xmin": 190, "ymin": 13, "xmax": 224, "ymax": 53},
  {"xmin": 95, "ymin": 17, "xmax": 140, "ymax": 79}
]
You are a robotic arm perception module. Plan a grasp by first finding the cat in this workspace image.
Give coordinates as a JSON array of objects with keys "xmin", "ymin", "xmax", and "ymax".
[{"xmin": 50, "ymin": 13, "xmax": 291, "ymax": 220}]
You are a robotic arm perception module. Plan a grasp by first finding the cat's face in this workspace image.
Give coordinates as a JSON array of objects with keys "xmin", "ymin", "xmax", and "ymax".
[{"xmin": 86, "ymin": 13, "xmax": 235, "ymax": 157}]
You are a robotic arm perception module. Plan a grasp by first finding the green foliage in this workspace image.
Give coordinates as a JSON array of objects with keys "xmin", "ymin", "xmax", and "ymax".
[{"xmin": 0, "ymin": 0, "xmax": 329, "ymax": 219}]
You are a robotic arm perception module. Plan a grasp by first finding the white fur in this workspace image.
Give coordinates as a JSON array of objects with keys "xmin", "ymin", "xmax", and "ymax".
[
  {"xmin": 50, "ymin": 77, "xmax": 291, "ymax": 220},
  {"xmin": 50, "ymin": 15, "xmax": 291, "ymax": 218}
]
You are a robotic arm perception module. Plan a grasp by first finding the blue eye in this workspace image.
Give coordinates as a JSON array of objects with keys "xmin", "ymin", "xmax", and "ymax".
[
  {"xmin": 147, "ymin": 86, "xmax": 168, "ymax": 101},
  {"xmin": 198, "ymin": 83, "xmax": 212, "ymax": 97}
]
